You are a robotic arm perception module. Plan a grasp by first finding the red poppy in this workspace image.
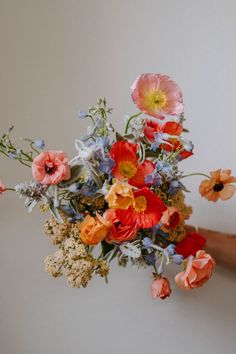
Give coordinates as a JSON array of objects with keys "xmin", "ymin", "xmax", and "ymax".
[
  {"xmin": 109, "ymin": 141, "xmax": 155, "ymax": 188},
  {"xmin": 175, "ymin": 232, "xmax": 206, "ymax": 258},
  {"xmin": 144, "ymin": 120, "xmax": 183, "ymax": 142},
  {"xmin": 116, "ymin": 187, "xmax": 167, "ymax": 229},
  {"xmin": 144, "ymin": 120, "xmax": 192, "ymax": 160},
  {"xmin": 104, "ymin": 209, "xmax": 138, "ymax": 243}
]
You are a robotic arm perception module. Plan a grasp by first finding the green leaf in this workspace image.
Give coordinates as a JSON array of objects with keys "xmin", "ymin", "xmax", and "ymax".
[
  {"xmin": 101, "ymin": 241, "xmax": 114, "ymax": 257},
  {"xmin": 49, "ymin": 204, "xmax": 64, "ymax": 223}
]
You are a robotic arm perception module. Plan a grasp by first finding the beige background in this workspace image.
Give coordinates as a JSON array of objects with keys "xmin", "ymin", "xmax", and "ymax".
[{"xmin": 0, "ymin": 1, "xmax": 236, "ymax": 354}]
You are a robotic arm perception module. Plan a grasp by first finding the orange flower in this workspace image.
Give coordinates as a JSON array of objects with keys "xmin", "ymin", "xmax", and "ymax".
[
  {"xmin": 79, "ymin": 214, "xmax": 111, "ymax": 245},
  {"xmin": 199, "ymin": 169, "xmax": 236, "ymax": 202},
  {"xmin": 151, "ymin": 276, "xmax": 172, "ymax": 300},
  {"xmin": 104, "ymin": 209, "xmax": 138, "ymax": 243},
  {"xmin": 109, "ymin": 141, "xmax": 155, "ymax": 188},
  {"xmin": 175, "ymin": 250, "xmax": 215, "ymax": 290},
  {"xmin": 116, "ymin": 187, "xmax": 167, "ymax": 229},
  {"xmin": 160, "ymin": 206, "xmax": 181, "ymax": 229},
  {"xmin": 105, "ymin": 181, "xmax": 134, "ymax": 210}
]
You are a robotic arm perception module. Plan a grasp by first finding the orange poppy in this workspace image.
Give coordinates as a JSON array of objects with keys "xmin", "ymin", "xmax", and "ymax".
[
  {"xmin": 109, "ymin": 141, "xmax": 155, "ymax": 188},
  {"xmin": 199, "ymin": 169, "xmax": 236, "ymax": 202}
]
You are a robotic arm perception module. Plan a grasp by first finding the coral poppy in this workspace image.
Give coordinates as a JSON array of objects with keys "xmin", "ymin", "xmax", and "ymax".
[
  {"xmin": 131, "ymin": 73, "xmax": 184, "ymax": 119},
  {"xmin": 104, "ymin": 209, "xmax": 138, "ymax": 243},
  {"xmin": 199, "ymin": 169, "xmax": 236, "ymax": 202},
  {"xmin": 161, "ymin": 206, "xmax": 181, "ymax": 229},
  {"xmin": 175, "ymin": 232, "xmax": 206, "ymax": 258},
  {"xmin": 116, "ymin": 187, "xmax": 167, "ymax": 229},
  {"xmin": 175, "ymin": 251, "xmax": 215, "ymax": 290},
  {"xmin": 109, "ymin": 141, "xmax": 155, "ymax": 188},
  {"xmin": 32, "ymin": 150, "xmax": 71, "ymax": 185}
]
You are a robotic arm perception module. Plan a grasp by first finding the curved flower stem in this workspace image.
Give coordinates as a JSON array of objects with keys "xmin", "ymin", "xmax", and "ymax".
[
  {"xmin": 5, "ymin": 188, "xmax": 15, "ymax": 192},
  {"xmin": 125, "ymin": 112, "xmax": 142, "ymax": 134},
  {"xmin": 181, "ymin": 172, "xmax": 211, "ymax": 179}
]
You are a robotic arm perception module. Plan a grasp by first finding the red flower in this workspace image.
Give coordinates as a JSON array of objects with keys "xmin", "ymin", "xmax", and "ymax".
[
  {"xmin": 144, "ymin": 120, "xmax": 192, "ymax": 160},
  {"xmin": 144, "ymin": 120, "xmax": 183, "ymax": 142},
  {"xmin": 116, "ymin": 187, "xmax": 167, "ymax": 229},
  {"xmin": 175, "ymin": 232, "xmax": 206, "ymax": 258},
  {"xmin": 109, "ymin": 141, "xmax": 155, "ymax": 188},
  {"xmin": 104, "ymin": 209, "xmax": 138, "ymax": 243}
]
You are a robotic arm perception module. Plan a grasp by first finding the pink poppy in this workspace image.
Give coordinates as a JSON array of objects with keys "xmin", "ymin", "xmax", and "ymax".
[
  {"xmin": 131, "ymin": 73, "xmax": 184, "ymax": 119},
  {"xmin": 32, "ymin": 150, "xmax": 71, "ymax": 185}
]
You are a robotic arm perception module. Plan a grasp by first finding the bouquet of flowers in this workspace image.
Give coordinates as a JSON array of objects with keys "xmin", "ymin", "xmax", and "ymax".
[{"xmin": 1, "ymin": 73, "xmax": 235, "ymax": 300}]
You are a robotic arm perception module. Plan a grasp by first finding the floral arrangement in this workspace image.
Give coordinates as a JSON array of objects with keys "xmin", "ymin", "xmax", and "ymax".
[{"xmin": 1, "ymin": 73, "xmax": 236, "ymax": 300}]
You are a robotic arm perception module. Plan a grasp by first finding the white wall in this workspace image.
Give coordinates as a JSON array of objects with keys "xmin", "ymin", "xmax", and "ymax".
[{"xmin": 0, "ymin": 1, "xmax": 236, "ymax": 354}]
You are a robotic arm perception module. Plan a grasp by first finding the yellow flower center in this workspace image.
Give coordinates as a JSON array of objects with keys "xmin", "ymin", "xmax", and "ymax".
[
  {"xmin": 134, "ymin": 196, "xmax": 147, "ymax": 212},
  {"xmin": 118, "ymin": 161, "xmax": 137, "ymax": 179},
  {"xmin": 149, "ymin": 90, "xmax": 167, "ymax": 110}
]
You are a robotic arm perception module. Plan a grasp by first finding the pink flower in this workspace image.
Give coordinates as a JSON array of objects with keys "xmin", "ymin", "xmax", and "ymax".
[
  {"xmin": 0, "ymin": 179, "xmax": 6, "ymax": 194},
  {"xmin": 175, "ymin": 251, "xmax": 215, "ymax": 290},
  {"xmin": 151, "ymin": 276, "xmax": 172, "ymax": 300},
  {"xmin": 131, "ymin": 73, "xmax": 184, "ymax": 119},
  {"xmin": 32, "ymin": 150, "xmax": 71, "ymax": 185}
]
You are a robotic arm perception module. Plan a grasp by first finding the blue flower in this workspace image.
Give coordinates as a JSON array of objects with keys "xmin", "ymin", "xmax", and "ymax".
[
  {"xmin": 145, "ymin": 172, "xmax": 162, "ymax": 186},
  {"xmin": 165, "ymin": 244, "xmax": 176, "ymax": 256},
  {"xmin": 173, "ymin": 254, "xmax": 184, "ymax": 265},
  {"xmin": 34, "ymin": 139, "xmax": 45, "ymax": 149},
  {"xmin": 143, "ymin": 251, "xmax": 156, "ymax": 266},
  {"xmin": 143, "ymin": 237, "xmax": 153, "ymax": 249},
  {"xmin": 68, "ymin": 183, "xmax": 80, "ymax": 193},
  {"xmin": 156, "ymin": 161, "xmax": 173, "ymax": 175},
  {"xmin": 168, "ymin": 179, "xmax": 186, "ymax": 196},
  {"xmin": 150, "ymin": 132, "xmax": 173, "ymax": 151},
  {"xmin": 99, "ymin": 158, "xmax": 115, "ymax": 175},
  {"xmin": 77, "ymin": 110, "xmax": 88, "ymax": 119}
]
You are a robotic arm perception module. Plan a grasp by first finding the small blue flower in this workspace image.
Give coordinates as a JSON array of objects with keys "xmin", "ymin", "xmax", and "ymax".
[
  {"xmin": 78, "ymin": 110, "xmax": 88, "ymax": 119},
  {"xmin": 165, "ymin": 244, "xmax": 176, "ymax": 256},
  {"xmin": 99, "ymin": 158, "xmax": 115, "ymax": 174},
  {"xmin": 151, "ymin": 132, "xmax": 173, "ymax": 151},
  {"xmin": 168, "ymin": 179, "xmax": 186, "ymax": 196},
  {"xmin": 173, "ymin": 254, "xmax": 184, "ymax": 265},
  {"xmin": 143, "ymin": 237, "xmax": 153, "ymax": 249},
  {"xmin": 68, "ymin": 183, "xmax": 80, "ymax": 193},
  {"xmin": 68, "ymin": 213, "xmax": 84, "ymax": 223},
  {"xmin": 34, "ymin": 139, "xmax": 45, "ymax": 149},
  {"xmin": 156, "ymin": 161, "xmax": 173, "ymax": 175},
  {"xmin": 145, "ymin": 172, "xmax": 162, "ymax": 186},
  {"xmin": 143, "ymin": 251, "xmax": 156, "ymax": 266}
]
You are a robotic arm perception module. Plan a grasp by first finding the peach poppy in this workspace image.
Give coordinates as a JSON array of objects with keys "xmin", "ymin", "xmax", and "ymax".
[
  {"xmin": 104, "ymin": 209, "xmax": 138, "ymax": 243},
  {"xmin": 116, "ymin": 187, "xmax": 167, "ymax": 229},
  {"xmin": 0, "ymin": 179, "xmax": 6, "ymax": 194},
  {"xmin": 131, "ymin": 73, "xmax": 184, "ymax": 119},
  {"xmin": 105, "ymin": 181, "xmax": 134, "ymax": 210},
  {"xmin": 32, "ymin": 150, "xmax": 71, "ymax": 185},
  {"xmin": 199, "ymin": 169, "xmax": 236, "ymax": 202},
  {"xmin": 109, "ymin": 141, "xmax": 155, "ymax": 188},
  {"xmin": 79, "ymin": 214, "xmax": 111, "ymax": 246},
  {"xmin": 151, "ymin": 276, "xmax": 172, "ymax": 300},
  {"xmin": 175, "ymin": 250, "xmax": 215, "ymax": 290}
]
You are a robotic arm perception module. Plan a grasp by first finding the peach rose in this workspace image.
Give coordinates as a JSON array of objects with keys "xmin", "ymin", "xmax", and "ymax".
[
  {"xmin": 79, "ymin": 214, "xmax": 111, "ymax": 245},
  {"xmin": 104, "ymin": 209, "xmax": 138, "ymax": 243},
  {"xmin": 32, "ymin": 150, "xmax": 71, "ymax": 185},
  {"xmin": 151, "ymin": 276, "xmax": 172, "ymax": 300},
  {"xmin": 175, "ymin": 250, "xmax": 215, "ymax": 290},
  {"xmin": 105, "ymin": 181, "xmax": 134, "ymax": 209},
  {"xmin": 160, "ymin": 206, "xmax": 181, "ymax": 229},
  {"xmin": 0, "ymin": 179, "xmax": 6, "ymax": 194}
]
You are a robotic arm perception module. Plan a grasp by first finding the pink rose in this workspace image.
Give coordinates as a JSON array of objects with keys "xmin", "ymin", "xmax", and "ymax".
[
  {"xmin": 32, "ymin": 150, "xmax": 71, "ymax": 185},
  {"xmin": 0, "ymin": 179, "xmax": 6, "ymax": 194},
  {"xmin": 175, "ymin": 250, "xmax": 215, "ymax": 290},
  {"xmin": 151, "ymin": 276, "xmax": 172, "ymax": 300}
]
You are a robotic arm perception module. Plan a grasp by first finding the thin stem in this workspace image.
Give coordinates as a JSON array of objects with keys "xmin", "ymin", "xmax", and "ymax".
[
  {"xmin": 181, "ymin": 172, "xmax": 210, "ymax": 179},
  {"xmin": 125, "ymin": 112, "xmax": 142, "ymax": 134},
  {"xmin": 5, "ymin": 188, "xmax": 15, "ymax": 191}
]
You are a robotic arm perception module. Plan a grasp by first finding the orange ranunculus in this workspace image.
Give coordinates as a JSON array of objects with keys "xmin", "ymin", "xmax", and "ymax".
[
  {"xmin": 151, "ymin": 276, "xmax": 172, "ymax": 300},
  {"xmin": 109, "ymin": 141, "xmax": 155, "ymax": 188},
  {"xmin": 79, "ymin": 214, "xmax": 111, "ymax": 245},
  {"xmin": 199, "ymin": 169, "xmax": 236, "ymax": 202},
  {"xmin": 104, "ymin": 209, "xmax": 138, "ymax": 243},
  {"xmin": 160, "ymin": 206, "xmax": 181, "ymax": 229},
  {"xmin": 175, "ymin": 250, "xmax": 215, "ymax": 290},
  {"xmin": 105, "ymin": 181, "xmax": 134, "ymax": 210}
]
